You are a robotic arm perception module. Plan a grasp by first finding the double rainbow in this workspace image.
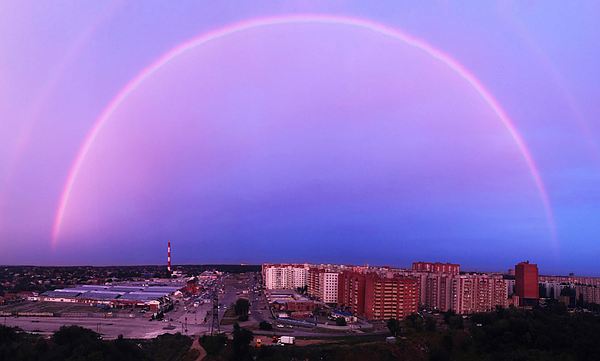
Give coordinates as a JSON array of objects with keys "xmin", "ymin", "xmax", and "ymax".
[{"xmin": 51, "ymin": 14, "xmax": 558, "ymax": 249}]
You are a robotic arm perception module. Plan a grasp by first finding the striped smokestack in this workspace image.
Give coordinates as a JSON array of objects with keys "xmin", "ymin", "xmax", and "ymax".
[{"xmin": 167, "ymin": 240, "xmax": 172, "ymax": 273}]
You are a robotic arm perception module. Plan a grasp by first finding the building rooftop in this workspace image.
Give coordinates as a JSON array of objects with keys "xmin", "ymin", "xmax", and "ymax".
[
  {"xmin": 42, "ymin": 291, "xmax": 81, "ymax": 298},
  {"xmin": 44, "ymin": 282, "xmax": 183, "ymax": 303},
  {"xmin": 82, "ymin": 291, "xmax": 123, "ymax": 300},
  {"xmin": 118, "ymin": 293, "xmax": 164, "ymax": 302}
]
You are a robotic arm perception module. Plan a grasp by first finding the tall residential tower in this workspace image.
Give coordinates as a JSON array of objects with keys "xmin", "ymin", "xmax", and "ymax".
[{"xmin": 515, "ymin": 261, "xmax": 539, "ymax": 306}]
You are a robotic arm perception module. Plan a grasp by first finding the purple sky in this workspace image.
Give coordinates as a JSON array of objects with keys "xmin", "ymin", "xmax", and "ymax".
[{"xmin": 1, "ymin": 1, "xmax": 600, "ymax": 275}]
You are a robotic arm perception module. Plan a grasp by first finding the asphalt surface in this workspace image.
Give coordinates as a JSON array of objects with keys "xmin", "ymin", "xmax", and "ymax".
[{"xmin": 3, "ymin": 315, "xmax": 173, "ymax": 339}]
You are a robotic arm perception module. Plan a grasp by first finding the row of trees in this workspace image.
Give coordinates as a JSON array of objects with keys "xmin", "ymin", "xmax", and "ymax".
[
  {"xmin": 0, "ymin": 325, "xmax": 194, "ymax": 361},
  {"xmin": 385, "ymin": 302, "xmax": 600, "ymax": 361}
]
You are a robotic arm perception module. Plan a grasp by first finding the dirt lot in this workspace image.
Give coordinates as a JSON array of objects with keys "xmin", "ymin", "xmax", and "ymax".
[{"xmin": 0, "ymin": 301, "xmax": 140, "ymax": 317}]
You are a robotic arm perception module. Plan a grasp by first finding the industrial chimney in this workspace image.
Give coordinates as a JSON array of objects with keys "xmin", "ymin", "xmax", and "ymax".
[{"xmin": 167, "ymin": 240, "xmax": 172, "ymax": 273}]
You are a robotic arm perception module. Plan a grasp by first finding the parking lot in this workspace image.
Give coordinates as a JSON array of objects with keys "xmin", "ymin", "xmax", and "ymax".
[
  {"xmin": 0, "ymin": 301, "xmax": 138, "ymax": 317},
  {"xmin": 0, "ymin": 275, "xmax": 225, "ymax": 339}
]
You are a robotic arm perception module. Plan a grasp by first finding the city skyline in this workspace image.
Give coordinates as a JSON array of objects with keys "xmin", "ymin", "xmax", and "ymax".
[{"xmin": 1, "ymin": 2, "xmax": 600, "ymax": 275}]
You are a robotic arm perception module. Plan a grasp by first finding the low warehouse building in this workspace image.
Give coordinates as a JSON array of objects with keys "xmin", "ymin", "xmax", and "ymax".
[{"xmin": 39, "ymin": 282, "xmax": 184, "ymax": 312}]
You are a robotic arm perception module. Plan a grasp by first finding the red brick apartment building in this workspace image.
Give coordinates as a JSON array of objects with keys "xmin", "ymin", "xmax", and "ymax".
[
  {"xmin": 338, "ymin": 271, "xmax": 419, "ymax": 320},
  {"xmin": 515, "ymin": 261, "xmax": 539, "ymax": 306},
  {"xmin": 412, "ymin": 261, "xmax": 460, "ymax": 274}
]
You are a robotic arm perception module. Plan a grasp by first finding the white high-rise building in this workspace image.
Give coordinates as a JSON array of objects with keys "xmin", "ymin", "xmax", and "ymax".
[
  {"xmin": 264, "ymin": 264, "xmax": 308, "ymax": 290},
  {"xmin": 307, "ymin": 267, "xmax": 341, "ymax": 304},
  {"xmin": 293, "ymin": 267, "xmax": 308, "ymax": 289},
  {"xmin": 321, "ymin": 272, "xmax": 339, "ymax": 304}
]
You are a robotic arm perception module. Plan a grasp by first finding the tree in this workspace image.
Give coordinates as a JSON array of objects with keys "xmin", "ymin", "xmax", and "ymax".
[
  {"xmin": 443, "ymin": 310, "xmax": 456, "ymax": 324},
  {"xmin": 200, "ymin": 334, "xmax": 227, "ymax": 356},
  {"xmin": 425, "ymin": 316, "xmax": 437, "ymax": 332},
  {"xmin": 387, "ymin": 318, "xmax": 401, "ymax": 336},
  {"xmin": 47, "ymin": 325, "xmax": 150, "ymax": 361},
  {"xmin": 52, "ymin": 325, "xmax": 100, "ymax": 346},
  {"xmin": 539, "ymin": 284, "xmax": 547, "ymax": 298},
  {"xmin": 443, "ymin": 311, "xmax": 463, "ymax": 330},
  {"xmin": 406, "ymin": 314, "xmax": 424, "ymax": 331},
  {"xmin": 441, "ymin": 332, "xmax": 453, "ymax": 352},
  {"xmin": 577, "ymin": 293, "xmax": 585, "ymax": 308},
  {"xmin": 429, "ymin": 347, "xmax": 450, "ymax": 361},
  {"xmin": 232, "ymin": 323, "xmax": 254, "ymax": 361},
  {"xmin": 234, "ymin": 298, "xmax": 250, "ymax": 320},
  {"xmin": 259, "ymin": 321, "xmax": 273, "ymax": 331},
  {"xmin": 0, "ymin": 325, "xmax": 19, "ymax": 344}
]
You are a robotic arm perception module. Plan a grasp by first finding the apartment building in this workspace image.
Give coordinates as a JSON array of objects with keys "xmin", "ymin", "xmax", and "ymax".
[
  {"xmin": 338, "ymin": 271, "xmax": 419, "ymax": 320},
  {"xmin": 263, "ymin": 264, "xmax": 308, "ymax": 290},
  {"xmin": 307, "ymin": 267, "xmax": 339, "ymax": 304},
  {"xmin": 515, "ymin": 261, "xmax": 539, "ymax": 306},
  {"xmin": 412, "ymin": 262, "xmax": 460, "ymax": 274},
  {"xmin": 451, "ymin": 274, "xmax": 507, "ymax": 314}
]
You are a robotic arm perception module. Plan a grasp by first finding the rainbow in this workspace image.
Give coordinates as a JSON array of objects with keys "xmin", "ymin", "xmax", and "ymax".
[
  {"xmin": 51, "ymin": 14, "xmax": 558, "ymax": 249},
  {"xmin": 505, "ymin": 15, "xmax": 600, "ymax": 164}
]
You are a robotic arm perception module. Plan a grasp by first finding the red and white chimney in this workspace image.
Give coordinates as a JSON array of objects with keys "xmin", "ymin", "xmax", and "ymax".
[{"xmin": 167, "ymin": 240, "xmax": 172, "ymax": 273}]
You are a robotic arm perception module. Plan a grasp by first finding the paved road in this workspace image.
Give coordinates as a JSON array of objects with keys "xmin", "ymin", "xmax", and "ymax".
[
  {"xmin": 2, "ymin": 315, "xmax": 185, "ymax": 339},
  {"xmin": 249, "ymin": 281, "xmax": 269, "ymax": 324},
  {"xmin": 190, "ymin": 335, "xmax": 207, "ymax": 361}
]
